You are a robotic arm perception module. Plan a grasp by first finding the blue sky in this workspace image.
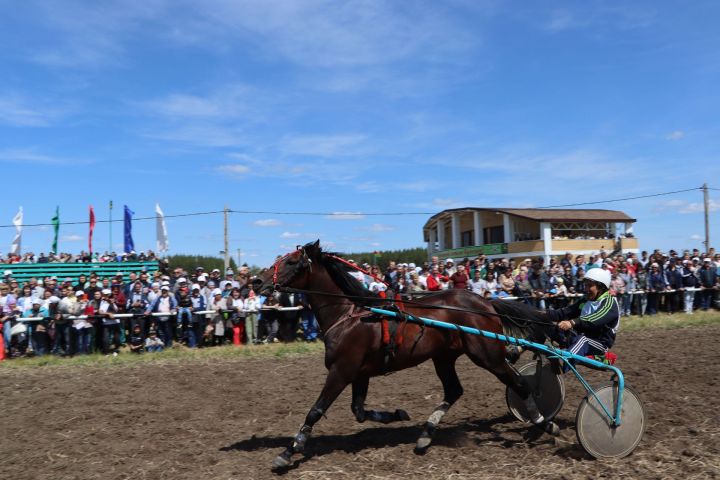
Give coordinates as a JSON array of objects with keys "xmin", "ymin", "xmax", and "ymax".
[{"xmin": 1, "ymin": 0, "xmax": 719, "ymax": 265}]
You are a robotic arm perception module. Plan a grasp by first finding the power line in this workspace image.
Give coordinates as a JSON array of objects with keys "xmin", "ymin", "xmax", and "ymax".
[
  {"xmin": 536, "ymin": 187, "xmax": 703, "ymax": 209},
  {"xmin": 0, "ymin": 186, "xmax": 712, "ymax": 229}
]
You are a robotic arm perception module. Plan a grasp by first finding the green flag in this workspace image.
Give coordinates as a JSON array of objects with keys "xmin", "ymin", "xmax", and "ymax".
[{"xmin": 51, "ymin": 206, "xmax": 60, "ymax": 253}]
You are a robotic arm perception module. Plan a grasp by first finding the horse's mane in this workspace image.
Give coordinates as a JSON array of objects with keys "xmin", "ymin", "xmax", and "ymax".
[
  {"xmin": 317, "ymin": 251, "xmax": 379, "ymax": 301},
  {"xmin": 489, "ymin": 299, "xmax": 548, "ymax": 343}
]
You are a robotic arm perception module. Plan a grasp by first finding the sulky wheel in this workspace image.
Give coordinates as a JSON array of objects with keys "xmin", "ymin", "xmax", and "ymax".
[
  {"xmin": 506, "ymin": 361, "xmax": 565, "ymax": 423},
  {"xmin": 576, "ymin": 382, "xmax": 647, "ymax": 459}
]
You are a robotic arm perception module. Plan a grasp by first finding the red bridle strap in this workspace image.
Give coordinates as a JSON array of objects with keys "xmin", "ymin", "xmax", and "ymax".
[{"xmin": 272, "ymin": 251, "xmax": 296, "ymax": 287}]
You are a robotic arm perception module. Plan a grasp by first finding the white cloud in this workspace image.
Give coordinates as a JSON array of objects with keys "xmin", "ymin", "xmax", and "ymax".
[
  {"xmin": 666, "ymin": 130, "xmax": 685, "ymax": 141},
  {"xmin": 679, "ymin": 200, "xmax": 720, "ymax": 214},
  {"xmin": 60, "ymin": 234, "xmax": 83, "ymax": 242},
  {"xmin": 690, "ymin": 234, "xmax": 702, "ymax": 241},
  {"xmin": 146, "ymin": 125, "xmax": 246, "ymax": 147},
  {"xmin": 656, "ymin": 198, "xmax": 720, "ymax": 214},
  {"xmin": 216, "ymin": 164, "xmax": 250, "ymax": 175},
  {"xmin": 326, "ymin": 212, "xmax": 366, "ymax": 220},
  {"xmin": 0, "ymin": 148, "xmax": 77, "ymax": 165},
  {"xmin": 545, "ymin": 10, "xmax": 583, "ymax": 32},
  {"xmin": 0, "ymin": 95, "xmax": 58, "ymax": 127},
  {"xmin": 254, "ymin": 219, "xmax": 281, "ymax": 227},
  {"xmin": 357, "ymin": 223, "xmax": 396, "ymax": 232},
  {"xmin": 370, "ymin": 242, "xmax": 381, "ymax": 247},
  {"xmin": 542, "ymin": 5, "xmax": 657, "ymax": 33},
  {"xmin": 280, "ymin": 134, "xmax": 367, "ymax": 157},
  {"xmin": 201, "ymin": 1, "xmax": 478, "ymax": 69},
  {"xmin": 280, "ymin": 231, "xmax": 300, "ymax": 238}
]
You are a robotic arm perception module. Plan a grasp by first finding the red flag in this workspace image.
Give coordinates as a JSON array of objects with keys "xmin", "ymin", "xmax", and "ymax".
[{"xmin": 89, "ymin": 205, "xmax": 96, "ymax": 254}]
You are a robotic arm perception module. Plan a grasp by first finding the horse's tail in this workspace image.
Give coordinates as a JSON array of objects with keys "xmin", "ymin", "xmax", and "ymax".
[{"xmin": 489, "ymin": 299, "xmax": 549, "ymax": 344}]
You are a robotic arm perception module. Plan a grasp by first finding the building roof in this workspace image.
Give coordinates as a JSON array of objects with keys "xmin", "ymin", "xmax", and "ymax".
[{"xmin": 423, "ymin": 208, "xmax": 635, "ymax": 229}]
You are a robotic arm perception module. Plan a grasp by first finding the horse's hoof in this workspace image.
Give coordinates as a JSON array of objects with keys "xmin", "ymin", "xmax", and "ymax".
[
  {"xmin": 414, "ymin": 436, "xmax": 432, "ymax": 455},
  {"xmin": 271, "ymin": 454, "xmax": 291, "ymax": 470},
  {"xmin": 544, "ymin": 421, "xmax": 560, "ymax": 437},
  {"xmin": 395, "ymin": 409, "xmax": 410, "ymax": 421}
]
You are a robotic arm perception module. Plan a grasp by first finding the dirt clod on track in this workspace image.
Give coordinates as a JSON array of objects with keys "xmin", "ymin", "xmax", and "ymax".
[{"xmin": 2, "ymin": 325, "xmax": 719, "ymax": 480}]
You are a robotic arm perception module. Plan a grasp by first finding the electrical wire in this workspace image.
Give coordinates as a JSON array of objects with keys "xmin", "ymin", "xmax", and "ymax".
[
  {"xmin": 536, "ymin": 187, "xmax": 703, "ymax": 209},
  {"xmin": 0, "ymin": 186, "xmax": 712, "ymax": 228}
]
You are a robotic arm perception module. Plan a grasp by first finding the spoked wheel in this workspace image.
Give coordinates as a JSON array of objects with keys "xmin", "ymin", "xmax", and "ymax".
[
  {"xmin": 506, "ymin": 361, "xmax": 565, "ymax": 423},
  {"xmin": 576, "ymin": 382, "xmax": 647, "ymax": 459}
]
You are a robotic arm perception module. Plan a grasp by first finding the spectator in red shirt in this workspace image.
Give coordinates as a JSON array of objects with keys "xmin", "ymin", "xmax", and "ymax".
[
  {"xmin": 450, "ymin": 264, "xmax": 469, "ymax": 290},
  {"xmin": 426, "ymin": 265, "xmax": 449, "ymax": 291}
]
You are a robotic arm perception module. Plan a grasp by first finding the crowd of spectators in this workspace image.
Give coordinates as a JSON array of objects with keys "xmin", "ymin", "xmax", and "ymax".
[
  {"xmin": 0, "ymin": 246, "xmax": 718, "ymax": 360},
  {"xmin": 0, "ymin": 264, "xmax": 318, "ymax": 359},
  {"xmin": 354, "ymin": 247, "xmax": 720, "ymax": 316},
  {"xmin": 1, "ymin": 250, "xmax": 159, "ymax": 264}
]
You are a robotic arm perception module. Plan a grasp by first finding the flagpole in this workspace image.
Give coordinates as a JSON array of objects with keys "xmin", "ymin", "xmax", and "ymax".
[{"xmin": 109, "ymin": 200, "xmax": 113, "ymax": 253}]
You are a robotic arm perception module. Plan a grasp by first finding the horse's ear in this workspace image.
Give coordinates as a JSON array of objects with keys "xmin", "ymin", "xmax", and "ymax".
[{"xmin": 305, "ymin": 240, "xmax": 320, "ymax": 252}]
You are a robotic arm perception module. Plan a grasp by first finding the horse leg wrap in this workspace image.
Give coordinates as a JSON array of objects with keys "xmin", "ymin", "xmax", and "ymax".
[
  {"xmin": 292, "ymin": 425, "xmax": 313, "ymax": 453},
  {"xmin": 415, "ymin": 402, "xmax": 450, "ymax": 454},
  {"xmin": 427, "ymin": 402, "xmax": 450, "ymax": 426}
]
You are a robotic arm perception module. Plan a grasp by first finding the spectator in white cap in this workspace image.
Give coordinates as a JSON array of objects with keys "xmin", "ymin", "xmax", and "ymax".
[
  {"xmin": 443, "ymin": 258, "xmax": 457, "ymax": 277},
  {"xmin": 23, "ymin": 297, "xmax": 50, "ymax": 355},
  {"xmin": 173, "ymin": 277, "xmax": 188, "ymax": 294},
  {"xmin": 209, "ymin": 288, "xmax": 226, "ymax": 345},
  {"xmin": 146, "ymin": 284, "xmax": 178, "ymax": 348},
  {"xmin": 98, "ymin": 288, "xmax": 120, "ymax": 355}
]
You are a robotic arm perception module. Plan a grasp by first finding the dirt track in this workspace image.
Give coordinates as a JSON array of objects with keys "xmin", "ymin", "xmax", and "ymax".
[{"xmin": 2, "ymin": 324, "xmax": 719, "ymax": 480}]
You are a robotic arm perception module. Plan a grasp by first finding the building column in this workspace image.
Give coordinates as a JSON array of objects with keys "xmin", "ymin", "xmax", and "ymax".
[
  {"xmin": 473, "ymin": 211, "xmax": 483, "ymax": 246},
  {"xmin": 437, "ymin": 219, "xmax": 446, "ymax": 251},
  {"xmin": 503, "ymin": 214, "xmax": 512, "ymax": 244},
  {"xmin": 624, "ymin": 222, "xmax": 633, "ymax": 236},
  {"xmin": 427, "ymin": 229, "xmax": 437, "ymax": 259},
  {"xmin": 451, "ymin": 213, "xmax": 461, "ymax": 249},
  {"xmin": 541, "ymin": 222, "xmax": 552, "ymax": 265}
]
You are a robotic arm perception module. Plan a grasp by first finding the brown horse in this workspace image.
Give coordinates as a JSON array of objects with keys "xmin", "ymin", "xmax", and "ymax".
[{"xmin": 256, "ymin": 241, "xmax": 557, "ymax": 470}]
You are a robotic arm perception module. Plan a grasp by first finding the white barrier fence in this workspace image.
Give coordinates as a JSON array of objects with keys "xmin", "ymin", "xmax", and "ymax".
[
  {"xmin": 15, "ymin": 306, "xmax": 303, "ymax": 323},
  {"xmin": 11, "ymin": 288, "xmax": 714, "ymax": 322}
]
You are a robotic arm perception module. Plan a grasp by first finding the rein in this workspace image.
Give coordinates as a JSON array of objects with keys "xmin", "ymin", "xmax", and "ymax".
[
  {"xmin": 269, "ymin": 245, "xmax": 555, "ymax": 333},
  {"xmin": 275, "ymin": 285, "xmax": 555, "ymax": 328}
]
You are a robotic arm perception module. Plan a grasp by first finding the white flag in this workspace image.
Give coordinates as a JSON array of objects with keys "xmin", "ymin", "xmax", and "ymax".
[
  {"xmin": 10, "ymin": 207, "xmax": 23, "ymax": 255},
  {"xmin": 155, "ymin": 203, "xmax": 169, "ymax": 253}
]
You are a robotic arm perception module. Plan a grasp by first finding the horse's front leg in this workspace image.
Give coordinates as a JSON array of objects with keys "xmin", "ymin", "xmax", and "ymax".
[
  {"xmin": 415, "ymin": 356, "xmax": 463, "ymax": 454},
  {"xmin": 271, "ymin": 366, "xmax": 349, "ymax": 470},
  {"xmin": 351, "ymin": 377, "xmax": 410, "ymax": 424}
]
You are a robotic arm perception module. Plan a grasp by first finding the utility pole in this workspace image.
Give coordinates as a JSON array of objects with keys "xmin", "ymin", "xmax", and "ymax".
[
  {"xmin": 237, "ymin": 247, "xmax": 241, "ymax": 267},
  {"xmin": 703, "ymin": 183, "xmax": 710, "ymax": 252},
  {"xmin": 109, "ymin": 200, "xmax": 113, "ymax": 253},
  {"xmin": 224, "ymin": 205, "xmax": 230, "ymax": 272}
]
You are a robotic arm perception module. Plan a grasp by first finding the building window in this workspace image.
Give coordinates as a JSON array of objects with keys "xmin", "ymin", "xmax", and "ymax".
[
  {"xmin": 461, "ymin": 231, "xmax": 474, "ymax": 247},
  {"xmin": 484, "ymin": 226, "xmax": 504, "ymax": 244}
]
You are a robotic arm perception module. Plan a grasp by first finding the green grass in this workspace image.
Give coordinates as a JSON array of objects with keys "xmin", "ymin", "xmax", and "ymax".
[
  {"xmin": 0, "ymin": 341, "xmax": 326, "ymax": 370},
  {"xmin": 620, "ymin": 309, "xmax": 720, "ymax": 331},
  {"xmin": 2, "ymin": 311, "xmax": 718, "ymax": 370}
]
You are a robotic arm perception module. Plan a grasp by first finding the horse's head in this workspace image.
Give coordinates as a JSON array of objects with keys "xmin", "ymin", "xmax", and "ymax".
[{"xmin": 254, "ymin": 240, "xmax": 320, "ymax": 295}]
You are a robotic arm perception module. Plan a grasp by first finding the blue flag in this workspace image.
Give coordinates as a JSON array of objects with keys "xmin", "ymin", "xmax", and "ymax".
[{"xmin": 124, "ymin": 205, "xmax": 135, "ymax": 253}]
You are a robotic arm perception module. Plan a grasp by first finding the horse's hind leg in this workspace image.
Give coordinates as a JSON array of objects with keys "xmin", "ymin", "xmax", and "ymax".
[
  {"xmin": 351, "ymin": 377, "xmax": 410, "ymax": 424},
  {"xmin": 271, "ymin": 366, "xmax": 349, "ymax": 470},
  {"xmin": 415, "ymin": 355, "xmax": 463, "ymax": 454}
]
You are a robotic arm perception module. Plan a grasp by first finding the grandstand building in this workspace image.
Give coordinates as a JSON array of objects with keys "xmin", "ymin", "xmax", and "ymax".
[{"xmin": 423, "ymin": 208, "xmax": 638, "ymax": 264}]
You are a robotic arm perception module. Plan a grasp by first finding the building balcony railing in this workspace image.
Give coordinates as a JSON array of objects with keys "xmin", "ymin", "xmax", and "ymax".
[{"xmin": 435, "ymin": 237, "xmax": 639, "ymax": 259}]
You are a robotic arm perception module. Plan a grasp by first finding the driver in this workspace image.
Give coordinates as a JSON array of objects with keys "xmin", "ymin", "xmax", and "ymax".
[{"xmin": 545, "ymin": 268, "xmax": 619, "ymax": 367}]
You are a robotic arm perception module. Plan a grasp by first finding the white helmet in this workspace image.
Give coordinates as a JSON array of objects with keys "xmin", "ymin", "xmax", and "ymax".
[{"xmin": 585, "ymin": 267, "xmax": 611, "ymax": 289}]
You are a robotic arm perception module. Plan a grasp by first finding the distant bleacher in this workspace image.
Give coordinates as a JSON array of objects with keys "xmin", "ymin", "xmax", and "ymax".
[{"xmin": 2, "ymin": 261, "xmax": 160, "ymax": 284}]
